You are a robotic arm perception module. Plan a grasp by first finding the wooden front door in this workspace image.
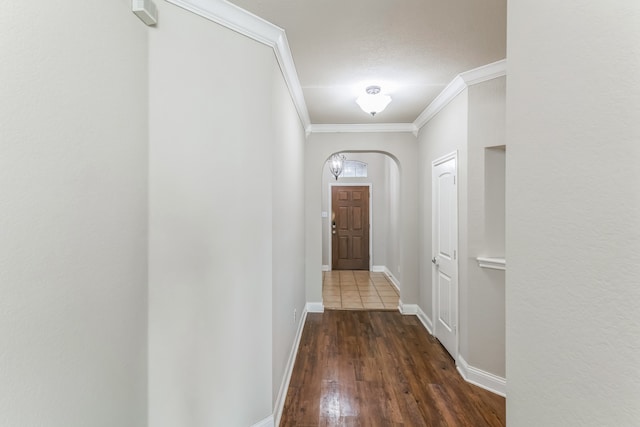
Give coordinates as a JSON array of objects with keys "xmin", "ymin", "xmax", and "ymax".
[{"xmin": 332, "ymin": 186, "xmax": 370, "ymax": 270}]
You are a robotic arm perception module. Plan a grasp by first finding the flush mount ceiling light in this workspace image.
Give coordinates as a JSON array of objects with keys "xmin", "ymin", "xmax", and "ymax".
[
  {"xmin": 356, "ymin": 86, "xmax": 392, "ymax": 117},
  {"xmin": 328, "ymin": 153, "xmax": 346, "ymax": 180}
]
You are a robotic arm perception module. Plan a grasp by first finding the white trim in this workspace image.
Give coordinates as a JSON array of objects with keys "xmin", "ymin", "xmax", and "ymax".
[
  {"xmin": 383, "ymin": 267, "xmax": 401, "ymax": 294},
  {"xmin": 414, "ymin": 59, "xmax": 506, "ymax": 131},
  {"xmin": 321, "ymin": 265, "xmax": 330, "ymax": 272},
  {"xmin": 132, "ymin": 0, "xmax": 158, "ymax": 26},
  {"xmin": 476, "ymin": 257, "xmax": 506, "ymax": 271},
  {"xmin": 272, "ymin": 33, "xmax": 311, "ymax": 130},
  {"xmin": 371, "ymin": 265, "xmax": 386, "ymax": 273},
  {"xmin": 432, "ymin": 151, "xmax": 458, "ymax": 168},
  {"xmin": 327, "ymin": 183, "xmax": 373, "ymax": 271},
  {"xmin": 460, "ymin": 59, "xmax": 507, "ymax": 86},
  {"xmin": 416, "ymin": 305, "xmax": 434, "ymax": 334},
  {"xmin": 151, "ymin": 4, "xmax": 506, "ymax": 136},
  {"xmin": 456, "ymin": 354, "xmax": 506, "ymax": 397},
  {"xmin": 414, "ymin": 75, "xmax": 466, "ymax": 131},
  {"xmin": 309, "ymin": 123, "xmax": 417, "ymax": 134},
  {"xmin": 398, "ymin": 301, "xmax": 417, "ymax": 315},
  {"xmin": 164, "ymin": 0, "xmax": 311, "ymax": 129},
  {"xmin": 409, "ymin": 307, "xmax": 505, "ymax": 397},
  {"xmin": 305, "ymin": 302, "xmax": 324, "ymax": 313},
  {"xmin": 272, "ymin": 307, "xmax": 309, "ymax": 426},
  {"xmin": 250, "ymin": 416, "xmax": 274, "ymax": 427}
]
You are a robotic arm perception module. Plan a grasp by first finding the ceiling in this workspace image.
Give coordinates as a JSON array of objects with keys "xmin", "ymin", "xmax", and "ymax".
[{"xmin": 229, "ymin": 0, "xmax": 507, "ymax": 125}]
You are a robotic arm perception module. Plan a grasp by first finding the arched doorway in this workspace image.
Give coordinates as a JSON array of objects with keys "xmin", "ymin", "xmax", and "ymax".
[
  {"xmin": 303, "ymin": 131, "xmax": 419, "ymax": 314},
  {"xmin": 321, "ymin": 151, "xmax": 401, "ymax": 310}
]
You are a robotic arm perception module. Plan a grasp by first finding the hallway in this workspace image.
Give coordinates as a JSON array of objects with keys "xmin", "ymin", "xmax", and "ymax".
[{"xmin": 280, "ymin": 310, "xmax": 505, "ymax": 426}]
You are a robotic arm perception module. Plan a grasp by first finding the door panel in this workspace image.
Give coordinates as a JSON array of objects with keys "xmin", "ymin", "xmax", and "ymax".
[
  {"xmin": 332, "ymin": 186, "xmax": 370, "ymax": 270},
  {"xmin": 432, "ymin": 154, "xmax": 458, "ymax": 358},
  {"xmin": 438, "ymin": 271, "xmax": 453, "ymax": 331},
  {"xmin": 338, "ymin": 237, "xmax": 348, "ymax": 258},
  {"xmin": 352, "ymin": 207, "xmax": 362, "ymax": 230},
  {"xmin": 352, "ymin": 236, "xmax": 363, "ymax": 259}
]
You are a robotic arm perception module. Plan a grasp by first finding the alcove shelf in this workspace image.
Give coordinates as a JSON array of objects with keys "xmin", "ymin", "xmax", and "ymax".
[{"xmin": 476, "ymin": 257, "xmax": 506, "ymax": 271}]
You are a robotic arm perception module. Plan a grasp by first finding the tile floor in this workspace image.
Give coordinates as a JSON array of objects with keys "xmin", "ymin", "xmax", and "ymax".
[{"xmin": 322, "ymin": 270, "xmax": 400, "ymax": 310}]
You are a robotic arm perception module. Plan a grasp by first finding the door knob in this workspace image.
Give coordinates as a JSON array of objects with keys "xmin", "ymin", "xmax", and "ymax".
[{"xmin": 432, "ymin": 257, "xmax": 439, "ymax": 266}]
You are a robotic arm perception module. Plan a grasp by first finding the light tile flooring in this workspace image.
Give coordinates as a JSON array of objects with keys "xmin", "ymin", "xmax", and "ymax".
[{"xmin": 323, "ymin": 270, "xmax": 400, "ymax": 310}]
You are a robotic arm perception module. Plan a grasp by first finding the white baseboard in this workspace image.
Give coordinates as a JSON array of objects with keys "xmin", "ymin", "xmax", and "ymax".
[
  {"xmin": 400, "ymin": 302, "xmax": 433, "ymax": 335},
  {"xmin": 400, "ymin": 305, "xmax": 505, "ymax": 397},
  {"xmin": 321, "ymin": 265, "xmax": 330, "ymax": 272},
  {"xmin": 250, "ymin": 415, "xmax": 274, "ymax": 427},
  {"xmin": 383, "ymin": 267, "xmax": 401, "ymax": 293},
  {"xmin": 371, "ymin": 265, "xmax": 386, "ymax": 272},
  {"xmin": 272, "ymin": 307, "xmax": 309, "ymax": 426},
  {"xmin": 306, "ymin": 302, "xmax": 324, "ymax": 313},
  {"xmin": 415, "ymin": 305, "xmax": 433, "ymax": 334},
  {"xmin": 398, "ymin": 301, "xmax": 416, "ymax": 315},
  {"xmin": 456, "ymin": 354, "xmax": 506, "ymax": 397}
]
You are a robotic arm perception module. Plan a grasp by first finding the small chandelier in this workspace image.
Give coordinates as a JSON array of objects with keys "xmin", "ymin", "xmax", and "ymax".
[
  {"xmin": 356, "ymin": 85, "xmax": 392, "ymax": 116},
  {"xmin": 328, "ymin": 153, "xmax": 346, "ymax": 180}
]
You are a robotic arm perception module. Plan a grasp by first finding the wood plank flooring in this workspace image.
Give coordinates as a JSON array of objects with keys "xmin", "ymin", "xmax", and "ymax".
[{"xmin": 280, "ymin": 311, "xmax": 505, "ymax": 426}]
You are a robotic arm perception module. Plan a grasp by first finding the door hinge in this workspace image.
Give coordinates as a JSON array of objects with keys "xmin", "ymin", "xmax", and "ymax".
[
  {"xmin": 454, "ymin": 250, "xmax": 456, "ymax": 260},
  {"xmin": 453, "ymin": 176, "xmax": 456, "ymax": 185}
]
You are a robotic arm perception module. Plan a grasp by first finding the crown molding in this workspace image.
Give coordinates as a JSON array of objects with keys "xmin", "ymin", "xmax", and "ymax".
[
  {"xmin": 309, "ymin": 123, "xmax": 418, "ymax": 134},
  {"xmin": 413, "ymin": 75, "xmax": 467, "ymax": 131},
  {"xmin": 460, "ymin": 59, "xmax": 507, "ymax": 86},
  {"xmin": 160, "ymin": 1, "xmax": 505, "ymax": 137},
  {"xmin": 413, "ymin": 59, "xmax": 506, "ymax": 131},
  {"xmin": 165, "ymin": 0, "xmax": 311, "ymax": 129}
]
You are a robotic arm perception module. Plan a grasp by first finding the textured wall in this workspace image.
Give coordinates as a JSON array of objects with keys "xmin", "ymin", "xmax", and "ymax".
[
  {"xmin": 0, "ymin": 0, "xmax": 148, "ymax": 425},
  {"xmin": 506, "ymin": 1, "xmax": 640, "ymax": 425}
]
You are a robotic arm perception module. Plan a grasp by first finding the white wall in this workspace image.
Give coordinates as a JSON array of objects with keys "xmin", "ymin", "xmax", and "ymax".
[
  {"xmin": 270, "ymin": 59, "xmax": 307, "ymax": 410},
  {"xmin": 385, "ymin": 157, "xmax": 401, "ymax": 280},
  {"xmin": 148, "ymin": 3, "xmax": 306, "ymax": 426},
  {"xmin": 466, "ymin": 78, "xmax": 506, "ymax": 377},
  {"xmin": 417, "ymin": 91, "xmax": 469, "ymax": 325},
  {"xmin": 306, "ymin": 133, "xmax": 418, "ymax": 304},
  {"xmin": 0, "ymin": 1, "xmax": 148, "ymax": 425},
  {"xmin": 418, "ymin": 78, "xmax": 507, "ymax": 381},
  {"xmin": 506, "ymin": 1, "xmax": 640, "ymax": 425},
  {"xmin": 321, "ymin": 152, "xmax": 393, "ymax": 269}
]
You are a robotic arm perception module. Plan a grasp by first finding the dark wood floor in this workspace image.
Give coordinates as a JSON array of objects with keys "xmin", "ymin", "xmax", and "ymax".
[{"xmin": 280, "ymin": 311, "xmax": 505, "ymax": 426}]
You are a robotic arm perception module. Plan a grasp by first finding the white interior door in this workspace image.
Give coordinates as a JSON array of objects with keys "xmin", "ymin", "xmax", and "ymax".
[{"xmin": 432, "ymin": 152, "xmax": 458, "ymax": 359}]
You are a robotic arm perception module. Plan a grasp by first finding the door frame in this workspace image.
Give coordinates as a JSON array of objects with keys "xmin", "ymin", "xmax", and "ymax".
[
  {"xmin": 431, "ymin": 151, "xmax": 459, "ymax": 359},
  {"xmin": 327, "ymin": 183, "xmax": 373, "ymax": 271}
]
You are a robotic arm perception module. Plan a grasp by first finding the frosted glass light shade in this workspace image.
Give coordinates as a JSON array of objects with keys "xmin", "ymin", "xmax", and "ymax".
[{"xmin": 356, "ymin": 86, "xmax": 392, "ymax": 116}]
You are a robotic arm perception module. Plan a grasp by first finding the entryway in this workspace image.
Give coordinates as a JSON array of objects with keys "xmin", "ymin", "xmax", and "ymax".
[
  {"xmin": 331, "ymin": 185, "xmax": 370, "ymax": 270},
  {"xmin": 322, "ymin": 270, "xmax": 399, "ymax": 310}
]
